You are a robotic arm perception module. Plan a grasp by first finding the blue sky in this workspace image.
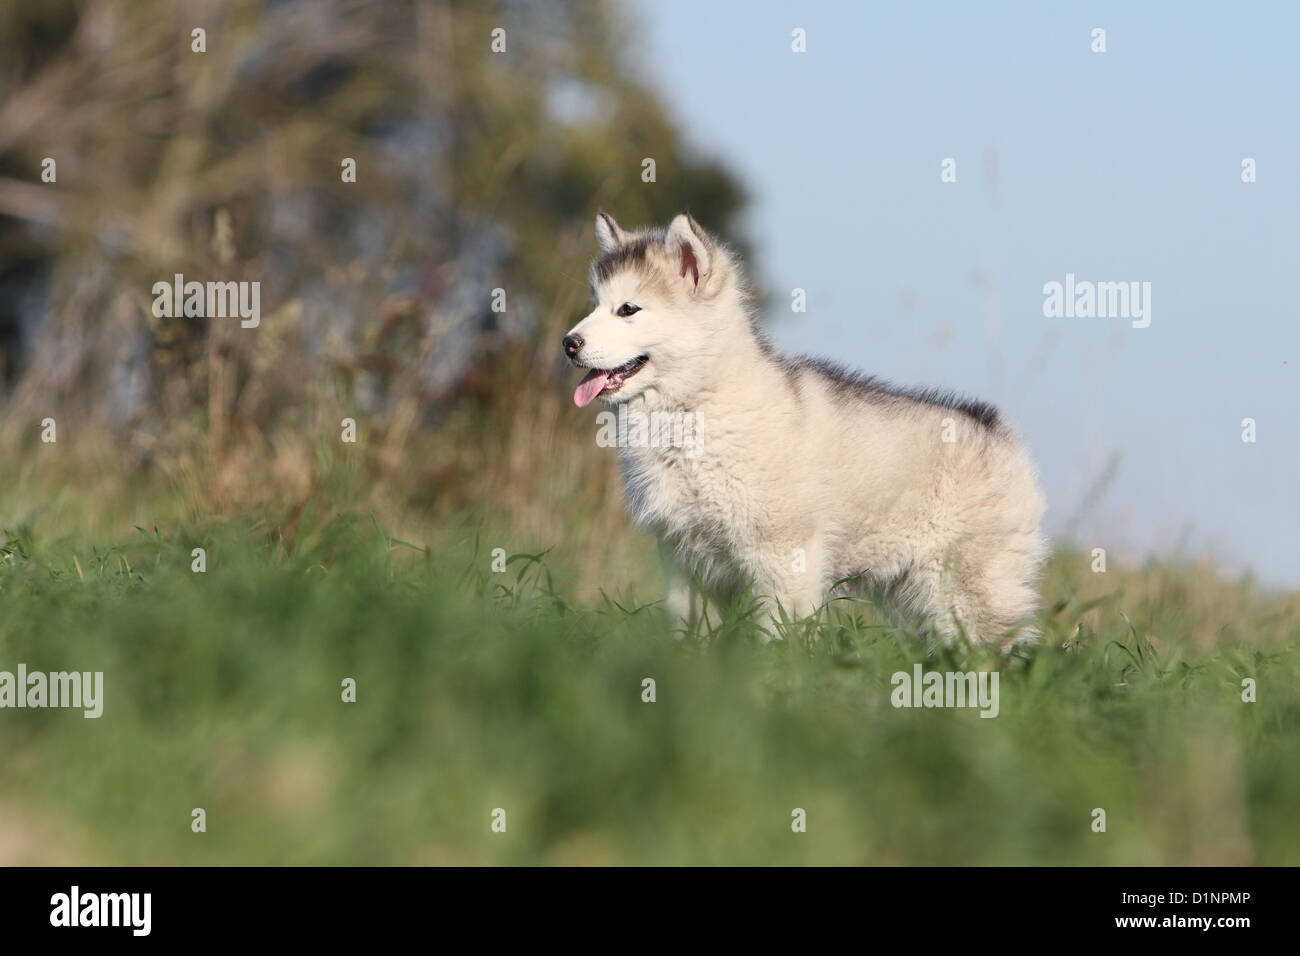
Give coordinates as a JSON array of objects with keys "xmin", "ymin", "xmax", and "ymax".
[{"xmin": 627, "ymin": 0, "xmax": 1300, "ymax": 585}]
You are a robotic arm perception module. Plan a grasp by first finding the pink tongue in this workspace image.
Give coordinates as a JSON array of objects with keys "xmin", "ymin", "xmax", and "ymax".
[{"xmin": 574, "ymin": 370, "xmax": 610, "ymax": 408}]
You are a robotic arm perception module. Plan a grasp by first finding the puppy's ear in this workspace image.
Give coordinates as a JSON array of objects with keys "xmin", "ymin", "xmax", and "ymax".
[
  {"xmin": 595, "ymin": 211, "xmax": 628, "ymax": 253},
  {"xmin": 665, "ymin": 213, "xmax": 714, "ymax": 292}
]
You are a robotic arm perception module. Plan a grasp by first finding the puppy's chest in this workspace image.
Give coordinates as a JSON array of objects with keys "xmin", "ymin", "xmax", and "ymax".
[{"xmin": 619, "ymin": 443, "xmax": 754, "ymax": 541}]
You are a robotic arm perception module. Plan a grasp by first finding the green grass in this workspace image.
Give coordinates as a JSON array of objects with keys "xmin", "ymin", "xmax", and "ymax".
[{"xmin": 1, "ymin": 514, "xmax": 1297, "ymax": 865}]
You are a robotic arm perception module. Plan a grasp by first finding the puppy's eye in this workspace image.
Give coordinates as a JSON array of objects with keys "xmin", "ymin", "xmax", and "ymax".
[{"xmin": 615, "ymin": 303, "xmax": 641, "ymax": 318}]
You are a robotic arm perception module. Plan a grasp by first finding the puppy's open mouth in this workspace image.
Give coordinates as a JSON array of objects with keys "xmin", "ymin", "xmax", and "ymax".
[{"xmin": 573, "ymin": 355, "xmax": 649, "ymax": 407}]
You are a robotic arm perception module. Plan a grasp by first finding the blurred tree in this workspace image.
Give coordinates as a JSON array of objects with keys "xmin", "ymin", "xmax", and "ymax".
[{"xmin": 0, "ymin": 0, "xmax": 747, "ymax": 535}]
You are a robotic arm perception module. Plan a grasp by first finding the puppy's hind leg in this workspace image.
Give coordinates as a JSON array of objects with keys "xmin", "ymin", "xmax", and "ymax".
[{"xmin": 902, "ymin": 558, "xmax": 986, "ymax": 648}]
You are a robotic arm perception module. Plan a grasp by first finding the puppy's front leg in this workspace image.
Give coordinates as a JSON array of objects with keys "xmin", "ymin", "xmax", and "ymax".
[
  {"xmin": 755, "ymin": 539, "xmax": 826, "ymax": 633},
  {"xmin": 658, "ymin": 537, "xmax": 697, "ymax": 634}
]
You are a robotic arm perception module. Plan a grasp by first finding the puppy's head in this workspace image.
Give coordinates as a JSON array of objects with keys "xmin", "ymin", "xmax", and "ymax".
[{"xmin": 563, "ymin": 211, "xmax": 737, "ymax": 408}]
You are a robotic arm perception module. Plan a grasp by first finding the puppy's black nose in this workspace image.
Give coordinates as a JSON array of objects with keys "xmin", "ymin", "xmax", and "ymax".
[{"xmin": 562, "ymin": 333, "xmax": 584, "ymax": 358}]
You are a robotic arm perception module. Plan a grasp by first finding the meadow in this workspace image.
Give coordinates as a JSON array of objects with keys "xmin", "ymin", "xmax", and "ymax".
[
  {"xmin": 3, "ymin": 0, "xmax": 1296, "ymax": 870},
  {"xmin": 2, "ymin": 499, "xmax": 1296, "ymax": 866}
]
